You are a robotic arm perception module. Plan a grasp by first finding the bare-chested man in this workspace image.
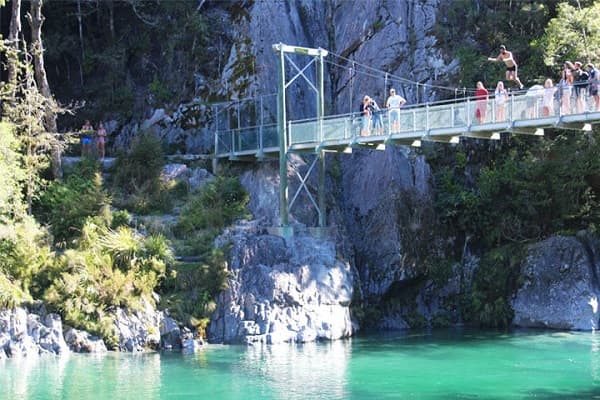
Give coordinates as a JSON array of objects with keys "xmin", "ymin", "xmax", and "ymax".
[{"xmin": 488, "ymin": 45, "xmax": 524, "ymax": 90}]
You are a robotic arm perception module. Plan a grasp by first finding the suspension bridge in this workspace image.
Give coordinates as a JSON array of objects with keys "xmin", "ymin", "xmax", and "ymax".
[{"xmin": 212, "ymin": 44, "xmax": 600, "ymax": 238}]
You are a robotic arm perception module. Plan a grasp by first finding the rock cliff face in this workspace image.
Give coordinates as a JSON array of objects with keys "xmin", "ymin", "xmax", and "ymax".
[
  {"xmin": 209, "ymin": 221, "xmax": 354, "ymax": 344},
  {"xmin": 512, "ymin": 234, "xmax": 600, "ymax": 331},
  {"xmin": 340, "ymin": 147, "xmax": 432, "ymax": 300},
  {"xmin": 224, "ymin": 0, "xmax": 454, "ymax": 119},
  {"xmin": 106, "ymin": 0, "xmax": 457, "ymax": 154}
]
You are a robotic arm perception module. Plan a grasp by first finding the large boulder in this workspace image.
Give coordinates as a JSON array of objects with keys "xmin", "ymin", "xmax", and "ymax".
[
  {"xmin": 209, "ymin": 221, "xmax": 355, "ymax": 344},
  {"xmin": 512, "ymin": 235, "xmax": 600, "ymax": 330}
]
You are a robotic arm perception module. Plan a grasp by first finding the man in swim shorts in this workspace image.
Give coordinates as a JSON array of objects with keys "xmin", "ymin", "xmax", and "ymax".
[{"xmin": 488, "ymin": 45, "xmax": 524, "ymax": 90}]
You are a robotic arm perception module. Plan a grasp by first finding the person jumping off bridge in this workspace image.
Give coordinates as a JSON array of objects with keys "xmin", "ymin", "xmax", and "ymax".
[{"xmin": 488, "ymin": 45, "xmax": 524, "ymax": 90}]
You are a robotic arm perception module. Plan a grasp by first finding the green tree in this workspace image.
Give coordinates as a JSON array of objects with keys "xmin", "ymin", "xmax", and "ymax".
[{"xmin": 538, "ymin": 2, "xmax": 600, "ymax": 67}]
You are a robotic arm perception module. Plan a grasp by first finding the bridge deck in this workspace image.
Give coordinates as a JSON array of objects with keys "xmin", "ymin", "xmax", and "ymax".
[{"xmin": 215, "ymin": 93, "xmax": 600, "ymax": 159}]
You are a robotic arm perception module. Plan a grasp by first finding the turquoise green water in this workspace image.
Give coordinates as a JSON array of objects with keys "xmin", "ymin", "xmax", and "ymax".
[{"xmin": 2, "ymin": 329, "xmax": 600, "ymax": 399}]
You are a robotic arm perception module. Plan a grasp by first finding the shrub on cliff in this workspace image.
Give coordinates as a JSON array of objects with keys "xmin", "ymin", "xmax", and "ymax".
[
  {"xmin": 44, "ymin": 220, "xmax": 173, "ymax": 348},
  {"xmin": 111, "ymin": 133, "xmax": 171, "ymax": 214},
  {"xmin": 159, "ymin": 176, "xmax": 248, "ymax": 336},
  {"xmin": 176, "ymin": 176, "xmax": 249, "ymax": 235},
  {"xmin": 35, "ymin": 159, "xmax": 110, "ymax": 246}
]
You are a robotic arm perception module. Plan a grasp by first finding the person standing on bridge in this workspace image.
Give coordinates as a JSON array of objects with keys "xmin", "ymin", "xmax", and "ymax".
[
  {"xmin": 370, "ymin": 98, "xmax": 384, "ymax": 135},
  {"xmin": 386, "ymin": 88, "xmax": 406, "ymax": 133},
  {"xmin": 573, "ymin": 61, "xmax": 589, "ymax": 113},
  {"xmin": 559, "ymin": 61, "xmax": 574, "ymax": 115},
  {"xmin": 494, "ymin": 81, "xmax": 508, "ymax": 121},
  {"xmin": 586, "ymin": 63, "xmax": 599, "ymax": 111},
  {"xmin": 474, "ymin": 81, "xmax": 489, "ymax": 124},
  {"xmin": 542, "ymin": 79, "xmax": 557, "ymax": 117},
  {"xmin": 487, "ymin": 45, "xmax": 524, "ymax": 90},
  {"xmin": 360, "ymin": 95, "xmax": 372, "ymax": 136}
]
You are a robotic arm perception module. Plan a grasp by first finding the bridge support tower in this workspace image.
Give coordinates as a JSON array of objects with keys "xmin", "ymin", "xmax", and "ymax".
[{"xmin": 272, "ymin": 43, "xmax": 329, "ymax": 239}]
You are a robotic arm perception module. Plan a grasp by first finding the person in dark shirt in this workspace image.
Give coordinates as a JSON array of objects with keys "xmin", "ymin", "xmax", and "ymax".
[
  {"xmin": 573, "ymin": 61, "xmax": 589, "ymax": 113},
  {"xmin": 586, "ymin": 63, "xmax": 599, "ymax": 111}
]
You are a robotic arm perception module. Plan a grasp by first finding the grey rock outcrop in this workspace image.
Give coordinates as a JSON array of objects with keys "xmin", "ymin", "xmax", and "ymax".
[
  {"xmin": 181, "ymin": 327, "xmax": 205, "ymax": 354},
  {"xmin": 240, "ymin": 162, "xmax": 282, "ymax": 226},
  {"xmin": 512, "ymin": 235, "xmax": 600, "ymax": 330},
  {"xmin": 0, "ymin": 307, "xmax": 69, "ymax": 357},
  {"xmin": 223, "ymin": 0, "xmax": 455, "ymax": 119},
  {"xmin": 112, "ymin": 299, "xmax": 183, "ymax": 352},
  {"xmin": 162, "ymin": 163, "xmax": 214, "ymax": 191},
  {"xmin": 64, "ymin": 328, "xmax": 107, "ymax": 353},
  {"xmin": 209, "ymin": 221, "xmax": 355, "ymax": 344}
]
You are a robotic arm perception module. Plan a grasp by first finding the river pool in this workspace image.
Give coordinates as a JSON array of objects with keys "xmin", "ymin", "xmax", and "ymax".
[{"xmin": 2, "ymin": 329, "xmax": 600, "ymax": 399}]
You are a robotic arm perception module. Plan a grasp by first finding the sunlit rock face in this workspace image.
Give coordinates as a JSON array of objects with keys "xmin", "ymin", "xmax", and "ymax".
[
  {"xmin": 0, "ymin": 307, "xmax": 69, "ymax": 357},
  {"xmin": 112, "ymin": 299, "xmax": 183, "ymax": 352},
  {"xmin": 209, "ymin": 221, "xmax": 355, "ymax": 344},
  {"xmin": 512, "ymin": 235, "xmax": 600, "ymax": 331}
]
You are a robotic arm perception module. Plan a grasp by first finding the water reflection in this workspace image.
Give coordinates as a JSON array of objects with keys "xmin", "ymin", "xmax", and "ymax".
[
  {"xmin": 0, "ymin": 352, "xmax": 163, "ymax": 400},
  {"xmin": 591, "ymin": 330, "xmax": 600, "ymax": 381},
  {"xmin": 236, "ymin": 339, "xmax": 352, "ymax": 400},
  {"xmin": 3, "ymin": 331, "xmax": 600, "ymax": 399}
]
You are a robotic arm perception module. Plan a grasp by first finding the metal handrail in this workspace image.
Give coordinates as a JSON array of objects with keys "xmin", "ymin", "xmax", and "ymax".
[{"xmin": 215, "ymin": 88, "xmax": 600, "ymax": 157}]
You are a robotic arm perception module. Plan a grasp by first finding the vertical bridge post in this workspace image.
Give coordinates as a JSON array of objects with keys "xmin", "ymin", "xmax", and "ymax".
[{"xmin": 272, "ymin": 43, "xmax": 329, "ymax": 238}]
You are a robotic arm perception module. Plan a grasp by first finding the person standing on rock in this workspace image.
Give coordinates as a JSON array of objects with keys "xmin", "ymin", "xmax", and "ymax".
[
  {"xmin": 488, "ymin": 45, "xmax": 524, "ymax": 90},
  {"xmin": 96, "ymin": 122, "xmax": 108, "ymax": 160},
  {"xmin": 80, "ymin": 120, "xmax": 94, "ymax": 157}
]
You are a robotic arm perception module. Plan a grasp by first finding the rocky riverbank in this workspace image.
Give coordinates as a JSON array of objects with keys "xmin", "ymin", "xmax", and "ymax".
[{"xmin": 0, "ymin": 300, "xmax": 199, "ymax": 358}]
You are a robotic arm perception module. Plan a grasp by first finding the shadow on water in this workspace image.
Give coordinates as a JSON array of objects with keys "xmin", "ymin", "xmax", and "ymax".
[{"xmin": 352, "ymin": 327, "xmax": 586, "ymax": 351}]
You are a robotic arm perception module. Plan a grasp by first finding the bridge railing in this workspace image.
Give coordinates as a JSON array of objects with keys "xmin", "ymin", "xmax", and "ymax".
[
  {"xmin": 215, "ymin": 89, "xmax": 575, "ymax": 157},
  {"xmin": 288, "ymin": 92, "xmax": 535, "ymax": 141},
  {"xmin": 215, "ymin": 123, "xmax": 278, "ymax": 156}
]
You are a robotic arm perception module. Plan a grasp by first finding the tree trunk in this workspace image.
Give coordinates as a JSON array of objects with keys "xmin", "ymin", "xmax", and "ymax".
[
  {"xmin": 6, "ymin": 0, "xmax": 22, "ymax": 99},
  {"xmin": 77, "ymin": 0, "xmax": 84, "ymax": 86},
  {"xmin": 27, "ymin": 0, "xmax": 62, "ymax": 180},
  {"xmin": 108, "ymin": 0, "xmax": 115, "ymax": 39}
]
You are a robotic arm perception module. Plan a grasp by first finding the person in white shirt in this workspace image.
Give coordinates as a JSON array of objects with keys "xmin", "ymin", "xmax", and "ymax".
[
  {"xmin": 542, "ymin": 79, "xmax": 557, "ymax": 117},
  {"xmin": 494, "ymin": 81, "xmax": 508, "ymax": 121},
  {"xmin": 385, "ymin": 88, "xmax": 406, "ymax": 133}
]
